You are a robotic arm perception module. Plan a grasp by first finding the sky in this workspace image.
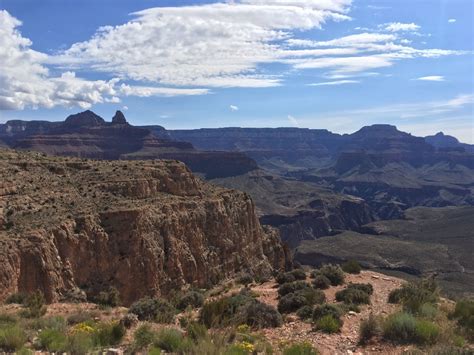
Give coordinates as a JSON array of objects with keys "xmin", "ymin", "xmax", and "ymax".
[{"xmin": 0, "ymin": 0, "xmax": 473, "ymax": 143}]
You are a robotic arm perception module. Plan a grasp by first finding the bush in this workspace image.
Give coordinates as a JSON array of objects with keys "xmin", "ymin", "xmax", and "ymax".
[
  {"xmin": 387, "ymin": 279, "xmax": 439, "ymax": 314},
  {"xmin": 4, "ymin": 293, "xmax": 27, "ymax": 305},
  {"xmin": 186, "ymin": 322, "xmax": 208, "ymax": 341},
  {"xmin": 93, "ymin": 287, "xmax": 120, "ymax": 307},
  {"xmin": 317, "ymin": 264, "xmax": 345, "ymax": 286},
  {"xmin": 348, "ymin": 283, "xmax": 373, "ymax": 295},
  {"xmin": 283, "ymin": 342, "xmax": 319, "ymax": 355},
  {"xmin": 276, "ymin": 272, "xmax": 296, "ymax": 285},
  {"xmin": 289, "ymin": 269, "xmax": 307, "ymax": 281},
  {"xmin": 342, "ymin": 260, "xmax": 362, "ymax": 274},
  {"xmin": 176, "ymin": 291, "xmax": 205, "ymax": 310},
  {"xmin": 67, "ymin": 312, "xmax": 93, "ymax": 326},
  {"xmin": 312, "ymin": 275, "xmax": 331, "ymax": 290},
  {"xmin": 312, "ymin": 304, "xmax": 343, "ymax": 323},
  {"xmin": 335, "ymin": 287, "xmax": 371, "ymax": 305},
  {"xmin": 94, "ymin": 322, "xmax": 125, "ymax": 347},
  {"xmin": 298, "ymin": 288, "xmax": 326, "ymax": 306},
  {"xmin": 120, "ymin": 313, "xmax": 139, "ymax": 329},
  {"xmin": 451, "ymin": 299, "xmax": 474, "ymax": 336},
  {"xmin": 296, "ymin": 306, "xmax": 313, "ymax": 321},
  {"xmin": 278, "ymin": 281, "xmax": 310, "ymax": 297},
  {"xmin": 383, "ymin": 312, "xmax": 417, "ymax": 343},
  {"xmin": 129, "ymin": 297, "xmax": 176, "ymax": 323},
  {"xmin": 133, "ymin": 324, "xmax": 156, "ymax": 350},
  {"xmin": 0, "ymin": 324, "xmax": 27, "ymax": 352},
  {"xmin": 237, "ymin": 301, "xmax": 282, "ymax": 328},
  {"xmin": 415, "ymin": 319, "xmax": 440, "ymax": 345},
  {"xmin": 359, "ymin": 314, "xmax": 380, "ymax": 344},
  {"xmin": 237, "ymin": 273, "xmax": 254, "ymax": 286},
  {"xmin": 154, "ymin": 328, "xmax": 190, "ymax": 353},
  {"xmin": 66, "ymin": 332, "xmax": 94, "ymax": 354},
  {"xmin": 38, "ymin": 328, "xmax": 67, "ymax": 352},
  {"xmin": 277, "ymin": 292, "xmax": 307, "ymax": 314},
  {"xmin": 23, "ymin": 291, "xmax": 47, "ymax": 318},
  {"xmin": 314, "ymin": 315, "xmax": 341, "ymax": 333}
]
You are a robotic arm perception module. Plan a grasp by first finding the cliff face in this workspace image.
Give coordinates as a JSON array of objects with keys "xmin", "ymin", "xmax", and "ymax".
[{"xmin": 0, "ymin": 149, "xmax": 286, "ymax": 305}]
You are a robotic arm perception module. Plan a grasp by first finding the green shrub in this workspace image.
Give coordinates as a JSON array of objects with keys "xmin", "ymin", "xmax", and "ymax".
[
  {"xmin": 38, "ymin": 328, "xmax": 68, "ymax": 352},
  {"xmin": 237, "ymin": 273, "xmax": 254, "ymax": 286},
  {"xmin": 93, "ymin": 287, "xmax": 121, "ymax": 307},
  {"xmin": 315, "ymin": 315, "xmax": 341, "ymax": 333},
  {"xmin": 317, "ymin": 265, "xmax": 345, "ymax": 286},
  {"xmin": 237, "ymin": 300, "xmax": 282, "ymax": 328},
  {"xmin": 359, "ymin": 314, "xmax": 380, "ymax": 344},
  {"xmin": 276, "ymin": 272, "xmax": 296, "ymax": 285},
  {"xmin": 415, "ymin": 319, "xmax": 440, "ymax": 345},
  {"xmin": 347, "ymin": 283, "xmax": 373, "ymax": 295},
  {"xmin": 66, "ymin": 332, "xmax": 94, "ymax": 355},
  {"xmin": 93, "ymin": 322, "xmax": 125, "ymax": 347},
  {"xmin": 296, "ymin": 306, "xmax": 313, "ymax": 321},
  {"xmin": 383, "ymin": 312, "xmax": 417, "ymax": 343},
  {"xmin": 419, "ymin": 303, "xmax": 438, "ymax": 319},
  {"xmin": 0, "ymin": 324, "xmax": 27, "ymax": 352},
  {"xmin": 451, "ymin": 299, "xmax": 474, "ymax": 337},
  {"xmin": 278, "ymin": 281, "xmax": 310, "ymax": 297},
  {"xmin": 133, "ymin": 324, "xmax": 156, "ymax": 350},
  {"xmin": 342, "ymin": 260, "xmax": 362, "ymax": 274},
  {"xmin": 298, "ymin": 288, "xmax": 326, "ymax": 306},
  {"xmin": 289, "ymin": 269, "xmax": 307, "ymax": 281},
  {"xmin": 277, "ymin": 292, "xmax": 307, "ymax": 314},
  {"xmin": 67, "ymin": 312, "xmax": 93, "ymax": 325},
  {"xmin": 154, "ymin": 328, "xmax": 191, "ymax": 353},
  {"xmin": 312, "ymin": 275, "xmax": 331, "ymax": 290},
  {"xmin": 387, "ymin": 279, "xmax": 439, "ymax": 314},
  {"xmin": 0, "ymin": 314, "xmax": 18, "ymax": 325},
  {"xmin": 129, "ymin": 297, "xmax": 176, "ymax": 323},
  {"xmin": 283, "ymin": 342, "xmax": 319, "ymax": 355},
  {"xmin": 186, "ymin": 321, "xmax": 208, "ymax": 341},
  {"xmin": 23, "ymin": 291, "xmax": 47, "ymax": 318},
  {"xmin": 176, "ymin": 291, "xmax": 205, "ymax": 310},
  {"xmin": 4, "ymin": 293, "xmax": 27, "ymax": 305},
  {"xmin": 312, "ymin": 304, "xmax": 343, "ymax": 323},
  {"xmin": 335, "ymin": 287, "xmax": 370, "ymax": 305}
]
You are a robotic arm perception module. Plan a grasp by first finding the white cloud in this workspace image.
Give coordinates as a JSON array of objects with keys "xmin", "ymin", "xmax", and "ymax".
[
  {"xmin": 415, "ymin": 75, "xmax": 445, "ymax": 82},
  {"xmin": 122, "ymin": 105, "xmax": 128, "ymax": 110},
  {"xmin": 308, "ymin": 79, "xmax": 359, "ymax": 86},
  {"xmin": 448, "ymin": 19, "xmax": 457, "ymax": 23},
  {"xmin": 287, "ymin": 114, "xmax": 299, "ymax": 126},
  {"xmin": 230, "ymin": 105, "xmax": 239, "ymax": 111},
  {"xmin": 118, "ymin": 84, "xmax": 208, "ymax": 97},
  {"xmin": 383, "ymin": 22, "xmax": 420, "ymax": 32}
]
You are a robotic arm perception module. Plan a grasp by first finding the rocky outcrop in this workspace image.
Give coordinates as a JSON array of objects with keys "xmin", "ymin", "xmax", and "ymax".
[
  {"xmin": 0, "ymin": 149, "xmax": 286, "ymax": 305},
  {"xmin": 111, "ymin": 110, "xmax": 128, "ymax": 125}
]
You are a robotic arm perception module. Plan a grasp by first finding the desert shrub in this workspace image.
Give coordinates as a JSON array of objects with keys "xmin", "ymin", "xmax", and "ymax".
[
  {"xmin": 314, "ymin": 315, "xmax": 341, "ymax": 333},
  {"xmin": 283, "ymin": 341, "xmax": 319, "ymax": 355},
  {"xmin": 66, "ymin": 332, "xmax": 94, "ymax": 355},
  {"xmin": 23, "ymin": 291, "xmax": 47, "ymax": 318},
  {"xmin": 414, "ymin": 319, "xmax": 440, "ymax": 345},
  {"xmin": 298, "ymin": 288, "xmax": 326, "ymax": 306},
  {"xmin": 451, "ymin": 299, "xmax": 474, "ymax": 337},
  {"xmin": 338, "ymin": 303, "xmax": 361, "ymax": 314},
  {"xmin": 237, "ymin": 300, "xmax": 282, "ymax": 328},
  {"xmin": 120, "ymin": 313, "xmax": 139, "ymax": 329},
  {"xmin": 67, "ymin": 312, "xmax": 92, "ymax": 325},
  {"xmin": 278, "ymin": 281, "xmax": 310, "ymax": 297},
  {"xmin": 359, "ymin": 314, "xmax": 380, "ymax": 344},
  {"xmin": 38, "ymin": 328, "xmax": 68, "ymax": 352},
  {"xmin": 348, "ymin": 283, "xmax": 373, "ymax": 295},
  {"xmin": 0, "ymin": 314, "xmax": 17, "ymax": 325},
  {"xmin": 296, "ymin": 306, "xmax": 314, "ymax": 321},
  {"xmin": 154, "ymin": 328, "xmax": 191, "ymax": 353},
  {"xmin": 0, "ymin": 324, "xmax": 27, "ymax": 352},
  {"xmin": 133, "ymin": 323, "xmax": 156, "ymax": 350},
  {"xmin": 335, "ymin": 287, "xmax": 371, "ymax": 305},
  {"xmin": 317, "ymin": 264, "xmax": 345, "ymax": 286},
  {"xmin": 129, "ymin": 297, "xmax": 176, "ymax": 323},
  {"xmin": 92, "ymin": 287, "xmax": 120, "ymax": 307},
  {"xmin": 4, "ymin": 293, "xmax": 27, "ymax": 305},
  {"xmin": 186, "ymin": 322, "xmax": 208, "ymax": 341},
  {"xmin": 382, "ymin": 312, "xmax": 439, "ymax": 344},
  {"xmin": 342, "ymin": 260, "xmax": 362, "ymax": 274},
  {"xmin": 176, "ymin": 290, "xmax": 205, "ymax": 310},
  {"xmin": 419, "ymin": 303, "xmax": 438, "ymax": 320},
  {"xmin": 312, "ymin": 275, "xmax": 331, "ymax": 290},
  {"xmin": 312, "ymin": 304, "xmax": 343, "ymax": 323},
  {"xmin": 93, "ymin": 322, "xmax": 125, "ymax": 347},
  {"xmin": 289, "ymin": 269, "xmax": 307, "ymax": 281},
  {"xmin": 237, "ymin": 273, "xmax": 254, "ymax": 286},
  {"xmin": 276, "ymin": 272, "xmax": 296, "ymax": 285},
  {"xmin": 277, "ymin": 292, "xmax": 307, "ymax": 314},
  {"xmin": 387, "ymin": 279, "xmax": 439, "ymax": 314}
]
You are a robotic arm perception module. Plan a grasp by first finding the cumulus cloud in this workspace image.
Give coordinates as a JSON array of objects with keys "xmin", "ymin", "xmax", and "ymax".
[
  {"xmin": 309, "ymin": 79, "xmax": 359, "ymax": 86},
  {"xmin": 230, "ymin": 105, "xmax": 239, "ymax": 111},
  {"xmin": 415, "ymin": 75, "xmax": 445, "ymax": 82},
  {"xmin": 448, "ymin": 19, "xmax": 457, "ymax": 23},
  {"xmin": 383, "ymin": 22, "xmax": 420, "ymax": 32}
]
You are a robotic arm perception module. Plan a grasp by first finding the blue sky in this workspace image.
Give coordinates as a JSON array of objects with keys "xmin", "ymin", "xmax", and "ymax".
[{"xmin": 0, "ymin": 0, "xmax": 473, "ymax": 142}]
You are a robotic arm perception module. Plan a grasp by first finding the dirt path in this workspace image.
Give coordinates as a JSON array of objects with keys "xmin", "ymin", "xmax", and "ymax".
[{"xmin": 253, "ymin": 270, "xmax": 413, "ymax": 354}]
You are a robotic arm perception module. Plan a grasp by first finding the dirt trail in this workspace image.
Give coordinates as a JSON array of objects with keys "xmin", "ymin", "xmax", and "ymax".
[{"xmin": 253, "ymin": 270, "xmax": 412, "ymax": 355}]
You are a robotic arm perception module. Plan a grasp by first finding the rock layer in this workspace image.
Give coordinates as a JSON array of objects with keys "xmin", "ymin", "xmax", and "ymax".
[{"xmin": 0, "ymin": 149, "xmax": 286, "ymax": 305}]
